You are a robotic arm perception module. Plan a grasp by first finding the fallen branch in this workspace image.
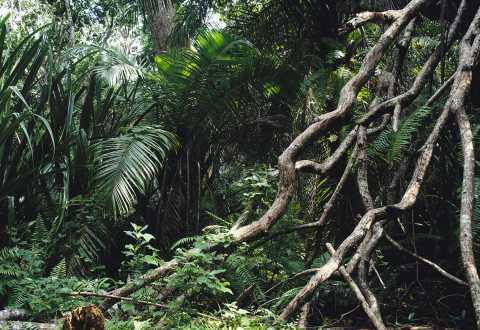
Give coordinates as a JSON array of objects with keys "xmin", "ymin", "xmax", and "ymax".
[
  {"xmin": 0, "ymin": 309, "xmax": 28, "ymax": 321},
  {"xmin": 385, "ymin": 234, "xmax": 467, "ymax": 286},
  {"xmin": 0, "ymin": 321, "xmax": 56, "ymax": 329},
  {"xmin": 58, "ymin": 291, "xmax": 168, "ymax": 309},
  {"xmin": 98, "ymin": 259, "xmax": 179, "ymax": 311}
]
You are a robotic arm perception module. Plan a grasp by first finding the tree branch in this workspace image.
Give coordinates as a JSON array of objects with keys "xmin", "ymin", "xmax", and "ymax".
[
  {"xmin": 58, "ymin": 291, "xmax": 168, "ymax": 309},
  {"xmin": 326, "ymin": 243, "xmax": 386, "ymax": 330},
  {"xmin": 98, "ymin": 259, "xmax": 179, "ymax": 311},
  {"xmin": 231, "ymin": 0, "xmax": 430, "ymax": 245},
  {"xmin": 339, "ymin": 11, "xmax": 401, "ymax": 37},
  {"xmin": 452, "ymin": 6, "xmax": 480, "ymax": 326},
  {"xmin": 385, "ymin": 234, "xmax": 468, "ymax": 286}
]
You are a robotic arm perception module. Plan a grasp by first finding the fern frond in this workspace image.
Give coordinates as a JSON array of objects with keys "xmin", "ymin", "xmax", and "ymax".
[
  {"xmin": 369, "ymin": 106, "xmax": 432, "ymax": 162},
  {"xmin": 50, "ymin": 258, "xmax": 67, "ymax": 279},
  {"xmin": 271, "ymin": 287, "xmax": 302, "ymax": 312},
  {"xmin": 387, "ymin": 106, "xmax": 431, "ymax": 162},
  {"xmin": 171, "ymin": 236, "xmax": 197, "ymax": 250},
  {"xmin": 32, "ymin": 215, "xmax": 48, "ymax": 254},
  {"xmin": 8, "ymin": 286, "xmax": 30, "ymax": 309},
  {"xmin": 224, "ymin": 252, "xmax": 271, "ymax": 305},
  {"xmin": 0, "ymin": 268, "xmax": 16, "ymax": 276}
]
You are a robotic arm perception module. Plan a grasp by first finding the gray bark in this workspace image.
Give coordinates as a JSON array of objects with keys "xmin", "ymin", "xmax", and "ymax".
[{"xmin": 146, "ymin": 0, "xmax": 176, "ymax": 52}]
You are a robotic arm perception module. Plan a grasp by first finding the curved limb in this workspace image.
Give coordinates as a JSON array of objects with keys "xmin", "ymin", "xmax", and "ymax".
[{"xmin": 230, "ymin": 0, "xmax": 430, "ymax": 244}]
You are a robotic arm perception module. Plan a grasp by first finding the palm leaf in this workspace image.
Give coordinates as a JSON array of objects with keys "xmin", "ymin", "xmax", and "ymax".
[
  {"xmin": 93, "ymin": 125, "xmax": 178, "ymax": 214},
  {"xmin": 168, "ymin": 0, "xmax": 217, "ymax": 48},
  {"xmin": 65, "ymin": 45, "xmax": 145, "ymax": 87}
]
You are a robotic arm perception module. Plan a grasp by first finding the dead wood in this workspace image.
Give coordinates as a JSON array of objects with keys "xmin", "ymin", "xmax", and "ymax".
[
  {"xmin": 236, "ymin": 284, "xmax": 258, "ymax": 308},
  {"xmin": 0, "ymin": 309, "xmax": 28, "ymax": 321},
  {"xmin": 385, "ymin": 234, "xmax": 467, "ymax": 286},
  {"xmin": 98, "ymin": 259, "xmax": 179, "ymax": 311},
  {"xmin": 62, "ymin": 304, "xmax": 104, "ymax": 330},
  {"xmin": 58, "ymin": 291, "xmax": 168, "ymax": 309},
  {"xmin": 0, "ymin": 321, "xmax": 57, "ymax": 329}
]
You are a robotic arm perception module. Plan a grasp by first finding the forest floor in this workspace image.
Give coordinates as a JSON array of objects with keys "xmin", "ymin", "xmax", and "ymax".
[{"xmin": 313, "ymin": 269, "xmax": 476, "ymax": 329}]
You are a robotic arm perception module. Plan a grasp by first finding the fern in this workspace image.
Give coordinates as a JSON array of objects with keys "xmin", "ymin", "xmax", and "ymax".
[
  {"xmin": 171, "ymin": 236, "xmax": 197, "ymax": 250},
  {"xmin": 224, "ymin": 253, "xmax": 271, "ymax": 305},
  {"xmin": 50, "ymin": 258, "xmax": 67, "ymax": 279},
  {"xmin": 311, "ymin": 252, "xmax": 331, "ymax": 268},
  {"xmin": 205, "ymin": 211, "xmax": 231, "ymax": 227},
  {"xmin": 369, "ymin": 105, "xmax": 432, "ymax": 162},
  {"xmin": 0, "ymin": 268, "xmax": 16, "ymax": 276},
  {"xmin": 411, "ymin": 36, "xmax": 440, "ymax": 48},
  {"xmin": 8, "ymin": 285, "xmax": 30, "ymax": 309},
  {"xmin": 271, "ymin": 287, "xmax": 302, "ymax": 312},
  {"xmin": 32, "ymin": 215, "xmax": 48, "ymax": 254}
]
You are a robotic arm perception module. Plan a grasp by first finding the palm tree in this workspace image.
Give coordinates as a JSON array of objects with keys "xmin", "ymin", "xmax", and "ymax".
[{"xmin": 115, "ymin": 29, "xmax": 302, "ymax": 257}]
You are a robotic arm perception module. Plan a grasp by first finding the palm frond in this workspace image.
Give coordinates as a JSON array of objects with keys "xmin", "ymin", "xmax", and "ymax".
[
  {"xmin": 93, "ymin": 125, "xmax": 178, "ymax": 214},
  {"xmin": 168, "ymin": 0, "xmax": 217, "ymax": 48},
  {"xmin": 95, "ymin": 48, "xmax": 145, "ymax": 87},
  {"xmin": 65, "ymin": 45, "xmax": 145, "ymax": 87}
]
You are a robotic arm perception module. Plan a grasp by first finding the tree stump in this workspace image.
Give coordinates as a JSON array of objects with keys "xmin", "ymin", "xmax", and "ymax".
[{"xmin": 62, "ymin": 304, "xmax": 104, "ymax": 330}]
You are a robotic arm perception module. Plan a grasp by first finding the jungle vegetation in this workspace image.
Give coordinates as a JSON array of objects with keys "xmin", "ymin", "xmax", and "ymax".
[{"xmin": 0, "ymin": 0, "xmax": 480, "ymax": 328}]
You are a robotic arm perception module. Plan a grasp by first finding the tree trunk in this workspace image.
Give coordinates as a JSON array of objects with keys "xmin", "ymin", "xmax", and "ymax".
[
  {"xmin": 64, "ymin": 0, "xmax": 75, "ymax": 48},
  {"xmin": 146, "ymin": 0, "xmax": 176, "ymax": 52}
]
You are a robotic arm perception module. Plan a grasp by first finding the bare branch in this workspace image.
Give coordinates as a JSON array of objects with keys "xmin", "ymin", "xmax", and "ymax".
[
  {"xmin": 298, "ymin": 302, "xmax": 311, "ymax": 329},
  {"xmin": 357, "ymin": 221, "xmax": 386, "ymax": 325},
  {"xmin": 357, "ymin": 126, "xmax": 374, "ymax": 210},
  {"xmin": 326, "ymin": 243, "xmax": 386, "ymax": 330},
  {"xmin": 359, "ymin": 0, "xmax": 467, "ymax": 126},
  {"xmin": 231, "ymin": 194, "xmax": 261, "ymax": 231},
  {"xmin": 385, "ymin": 234, "xmax": 468, "ymax": 286},
  {"xmin": 339, "ymin": 11, "xmax": 400, "ymax": 37},
  {"xmin": 305, "ymin": 146, "xmax": 358, "ymax": 267},
  {"xmin": 279, "ymin": 36, "xmax": 458, "ymax": 321},
  {"xmin": 58, "ymin": 291, "xmax": 168, "ymax": 309},
  {"xmin": 98, "ymin": 259, "xmax": 179, "ymax": 311},
  {"xmin": 452, "ymin": 6, "xmax": 480, "ymax": 326}
]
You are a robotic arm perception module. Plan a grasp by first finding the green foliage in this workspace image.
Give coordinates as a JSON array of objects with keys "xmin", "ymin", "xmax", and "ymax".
[
  {"xmin": 122, "ymin": 223, "xmax": 164, "ymax": 275},
  {"xmin": 93, "ymin": 125, "xmax": 178, "ymax": 215},
  {"xmin": 0, "ymin": 2, "xmax": 476, "ymax": 328},
  {"xmin": 0, "ymin": 226, "xmax": 116, "ymax": 320},
  {"xmin": 167, "ymin": 229, "xmax": 234, "ymax": 302},
  {"xmin": 160, "ymin": 304, "xmax": 299, "ymax": 329},
  {"xmin": 0, "ymin": 245, "xmax": 78, "ymax": 320},
  {"xmin": 105, "ymin": 317, "xmax": 154, "ymax": 330},
  {"xmin": 224, "ymin": 252, "xmax": 269, "ymax": 303},
  {"xmin": 369, "ymin": 105, "xmax": 432, "ymax": 162},
  {"xmin": 151, "ymin": 29, "xmax": 301, "ymax": 160}
]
